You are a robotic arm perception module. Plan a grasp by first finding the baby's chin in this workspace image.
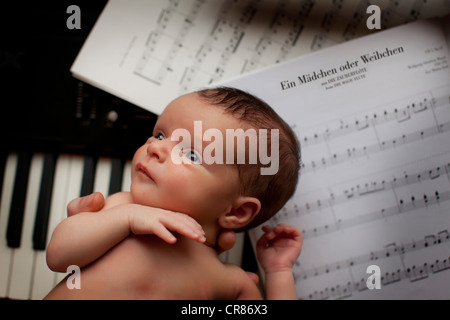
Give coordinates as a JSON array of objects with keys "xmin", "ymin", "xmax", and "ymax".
[
  {"xmin": 129, "ymin": 186, "xmax": 154, "ymax": 206},
  {"xmin": 130, "ymin": 190, "xmax": 188, "ymax": 214},
  {"xmin": 130, "ymin": 191, "xmax": 159, "ymax": 209},
  {"xmin": 129, "ymin": 186, "xmax": 207, "ymax": 222}
]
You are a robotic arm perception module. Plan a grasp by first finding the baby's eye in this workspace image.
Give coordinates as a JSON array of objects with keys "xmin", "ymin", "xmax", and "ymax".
[
  {"xmin": 184, "ymin": 149, "xmax": 201, "ymax": 164},
  {"xmin": 154, "ymin": 133, "xmax": 164, "ymax": 140}
]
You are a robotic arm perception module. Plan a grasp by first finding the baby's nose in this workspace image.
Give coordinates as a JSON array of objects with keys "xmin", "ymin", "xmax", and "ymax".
[{"xmin": 146, "ymin": 139, "xmax": 168, "ymax": 162}]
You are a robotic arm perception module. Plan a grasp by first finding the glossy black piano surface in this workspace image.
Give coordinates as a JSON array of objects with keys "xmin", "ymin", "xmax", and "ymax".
[{"xmin": 1, "ymin": 1, "xmax": 157, "ymax": 159}]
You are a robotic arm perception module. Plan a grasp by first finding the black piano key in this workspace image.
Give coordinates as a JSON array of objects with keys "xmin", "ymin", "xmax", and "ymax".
[
  {"xmin": 6, "ymin": 151, "xmax": 32, "ymax": 248},
  {"xmin": 32, "ymin": 152, "xmax": 57, "ymax": 250},
  {"xmin": 80, "ymin": 156, "xmax": 97, "ymax": 197},
  {"xmin": 108, "ymin": 158, "xmax": 125, "ymax": 195},
  {"xmin": 241, "ymin": 232, "xmax": 258, "ymax": 273},
  {"xmin": 0, "ymin": 151, "xmax": 6, "ymax": 204}
]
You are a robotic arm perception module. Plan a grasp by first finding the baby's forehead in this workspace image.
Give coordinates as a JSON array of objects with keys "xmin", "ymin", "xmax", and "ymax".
[
  {"xmin": 160, "ymin": 93, "xmax": 233, "ymax": 121},
  {"xmin": 162, "ymin": 92, "xmax": 209, "ymax": 113}
]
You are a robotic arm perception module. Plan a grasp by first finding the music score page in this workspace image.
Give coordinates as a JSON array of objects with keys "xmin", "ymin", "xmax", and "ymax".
[
  {"xmin": 70, "ymin": 0, "xmax": 450, "ymax": 115},
  {"xmin": 223, "ymin": 18, "xmax": 450, "ymax": 299}
]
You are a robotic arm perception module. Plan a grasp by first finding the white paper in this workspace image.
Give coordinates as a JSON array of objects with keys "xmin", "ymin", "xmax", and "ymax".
[
  {"xmin": 71, "ymin": 0, "xmax": 450, "ymax": 115},
  {"xmin": 222, "ymin": 18, "xmax": 450, "ymax": 299}
]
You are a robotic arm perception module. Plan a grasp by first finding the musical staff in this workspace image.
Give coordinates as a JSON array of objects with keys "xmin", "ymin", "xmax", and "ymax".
[
  {"xmin": 300, "ymin": 190, "xmax": 449, "ymax": 239},
  {"xmin": 242, "ymin": 0, "xmax": 314, "ymax": 73},
  {"xmin": 273, "ymin": 162, "xmax": 450, "ymax": 222},
  {"xmin": 133, "ymin": 0, "xmax": 450, "ymax": 96},
  {"xmin": 134, "ymin": 0, "xmax": 207, "ymax": 86},
  {"xmin": 300, "ymin": 93, "xmax": 448, "ymax": 148},
  {"xmin": 310, "ymin": 0, "xmax": 447, "ymax": 51},
  {"xmin": 294, "ymin": 90, "xmax": 450, "ymax": 175},
  {"xmin": 295, "ymin": 229, "xmax": 450, "ymax": 299},
  {"xmin": 302, "ymin": 123, "xmax": 450, "ymax": 174}
]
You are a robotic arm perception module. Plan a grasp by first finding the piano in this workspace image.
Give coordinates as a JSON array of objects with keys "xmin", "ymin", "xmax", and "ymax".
[
  {"xmin": 0, "ymin": 1, "xmax": 255, "ymax": 299},
  {"xmin": 0, "ymin": 1, "xmax": 157, "ymax": 299}
]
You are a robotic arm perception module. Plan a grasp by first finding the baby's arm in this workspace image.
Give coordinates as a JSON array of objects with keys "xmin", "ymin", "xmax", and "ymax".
[
  {"xmin": 46, "ymin": 192, "xmax": 205, "ymax": 272},
  {"xmin": 256, "ymin": 224, "xmax": 303, "ymax": 300}
]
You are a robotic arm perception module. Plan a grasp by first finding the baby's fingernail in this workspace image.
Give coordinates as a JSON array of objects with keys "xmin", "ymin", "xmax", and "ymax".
[{"xmin": 80, "ymin": 194, "xmax": 93, "ymax": 207}]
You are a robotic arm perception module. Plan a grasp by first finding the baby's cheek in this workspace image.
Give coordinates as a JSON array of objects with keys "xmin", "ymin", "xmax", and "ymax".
[
  {"xmin": 168, "ymin": 172, "xmax": 194, "ymax": 198},
  {"xmin": 165, "ymin": 172, "xmax": 202, "ymax": 208}
]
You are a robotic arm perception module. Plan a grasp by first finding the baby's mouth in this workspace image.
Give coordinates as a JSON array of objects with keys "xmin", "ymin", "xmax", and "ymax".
[{"xmin": 136, "ymin": 163, "xmax": 154, "ymax": 182}]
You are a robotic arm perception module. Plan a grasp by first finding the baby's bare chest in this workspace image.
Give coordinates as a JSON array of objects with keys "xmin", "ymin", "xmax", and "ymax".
[{"xmin": 86, "ymin": 235, "xmax": 237, "ymax": 299}]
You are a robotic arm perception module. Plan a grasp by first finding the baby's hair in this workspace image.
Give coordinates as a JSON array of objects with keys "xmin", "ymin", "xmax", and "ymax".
[{"xmin": 196, "ymin": 87, "xmax": 301, "ymax": 230}]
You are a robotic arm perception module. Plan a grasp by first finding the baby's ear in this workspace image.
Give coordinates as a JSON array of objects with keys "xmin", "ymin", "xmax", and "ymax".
[{"xmin": 218, "ymin": 196, "xmax": 261, "ymax": 230}]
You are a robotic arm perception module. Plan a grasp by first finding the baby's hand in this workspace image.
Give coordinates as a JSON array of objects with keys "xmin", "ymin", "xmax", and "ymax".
[
  {"xmin": 256, "ymin": 224, "xmax": 303, "ymax": 274},
  {"xmin": 126, "ymin": 204, "xmax": 206, "ymax": 244}
]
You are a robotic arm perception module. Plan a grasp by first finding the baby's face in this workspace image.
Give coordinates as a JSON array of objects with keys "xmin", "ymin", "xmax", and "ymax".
[{"xmin": 130, "ymin": 92, "xmax": 242, "ymax": 225}]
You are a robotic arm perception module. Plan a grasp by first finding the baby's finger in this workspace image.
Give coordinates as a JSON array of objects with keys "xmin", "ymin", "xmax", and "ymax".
[
  {"xmin": 159, "ymin": 214, "xmax": 206, "ymax": 243},
  {"xmin": 273, "ymin": 224, "xmax": 300, "ymax": 237},
  {"xmin": 261, "ymin": 225, "xmax": 277, "ymax": 240},
  {"xmin": 256, "ymin": 234, "xmax": 269, "ymax": 248},
  {"xmin": 168, "ymin": 211, "xmax": 204, "ymax": 233},
  {"xmin": 256, "ymin": 228, "xmax": 276, "ymax": 247},
  {"xmin": 152, "ymin": 224, "xmax": 178, "ymax": 244},
  {"xmin": 67, "ymin": 192, "xmax": 105, "ymax": 217}
]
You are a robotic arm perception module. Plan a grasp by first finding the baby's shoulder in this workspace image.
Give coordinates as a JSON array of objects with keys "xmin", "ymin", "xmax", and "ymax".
[
  {"xmin": 223, "ymin": 263, "xmax": 251, "ymax": 281},
  {"xmin": 221, "ymin": 263, "xmax": 262, "ymax": 299},
  {"xmin": 103, "ymin": 191, "xmax": 134, "ymax": 209}
]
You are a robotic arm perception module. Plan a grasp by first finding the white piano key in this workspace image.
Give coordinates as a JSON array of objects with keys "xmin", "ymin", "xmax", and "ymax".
[
  {"xmin": 121, "ymin": 160, "xmax": 132, "ymax": 192},
  {"xmin": 94, "ymin": 157, "xmax": 112, "ymax": 196},
  {"xmin": 0, "ymin": 153, "xmax": 18, "ymax": 297},
  {"xmin": 8, "ymin": 153, "xmax": 44, "ymax": 299},
  {"xmin": 55, "ymin": 155, "xmax": 85, "ymax": 285},
  {"xmin": 30, "ymin": 155, "xmax": 135, "ymax": 299},
  {"xmin": 31, "ymin": 155, "xmax": 71, "ymax": 300}
]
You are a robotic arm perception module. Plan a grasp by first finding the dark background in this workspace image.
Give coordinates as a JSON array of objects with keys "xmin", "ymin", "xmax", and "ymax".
[{"xmin": 0, "ymin": 1, "xmax": 157, "ymax": 159}]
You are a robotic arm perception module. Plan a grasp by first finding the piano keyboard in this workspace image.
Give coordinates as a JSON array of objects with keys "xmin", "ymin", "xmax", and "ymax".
[
  {"xmin": 0, "ymin": 152, "xmax": 132, "ymax": 300},
  {"xmin": 0, "ymin": 151, "xmax": 244, "ymax": 300}
]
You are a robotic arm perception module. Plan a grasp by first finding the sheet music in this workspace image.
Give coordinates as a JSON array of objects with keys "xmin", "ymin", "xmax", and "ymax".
[
  {"xmin": 70, "ymin": 0, "xmax": 450, "ymax": 115},
  {"xmin": 221, "ymin": 18, "xmax": 450, "ymax": 299}
]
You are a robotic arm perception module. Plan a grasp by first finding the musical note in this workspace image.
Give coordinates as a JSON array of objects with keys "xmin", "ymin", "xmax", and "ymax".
[
  {"xmin": 357, "ymin": 181, "xmax": 386, "ymax": 196},
  {"xmin": 429, "ymin": 167, "xmax": 440, "ymax": 179},
  {"xmin": 382, "ymin": 269, "xmax": 402, "ymax": 286},
  {"xmin": 430, "ymin": 258, "xmax": 450, "ymax": 274},
  {"xmin": 407, "ymin": 263, "xmax": 429, "ymax": 282},
  {"xmin": 424, "ymin": 234, "xmax": 437, "ymax": 247},
  {"xmin": 355, "ymin": 117, "xmax": 369, "ymax": 130},
  {"xmin": 372, "ymin": 249, "xmax": 386, "ymax": 263},
  {"xmin": 334, "ymin": 282, "xmax": 353, "ymax": 299},
  {"xmin": 437, "ymin": 230, "xmax": 449, "ymax": 243},
  {"xmin": 412, "ymin": 98, "xmax": 428, "ymax": 113},
  {"xmin": 395, "ymin": 107, "xmax": 411, "ymax": 122}
]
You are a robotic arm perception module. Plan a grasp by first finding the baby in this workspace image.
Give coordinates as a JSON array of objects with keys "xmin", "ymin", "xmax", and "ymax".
[{"xmin": 45, "ymin": 87, "xmax": 302, "ymax": 299}]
